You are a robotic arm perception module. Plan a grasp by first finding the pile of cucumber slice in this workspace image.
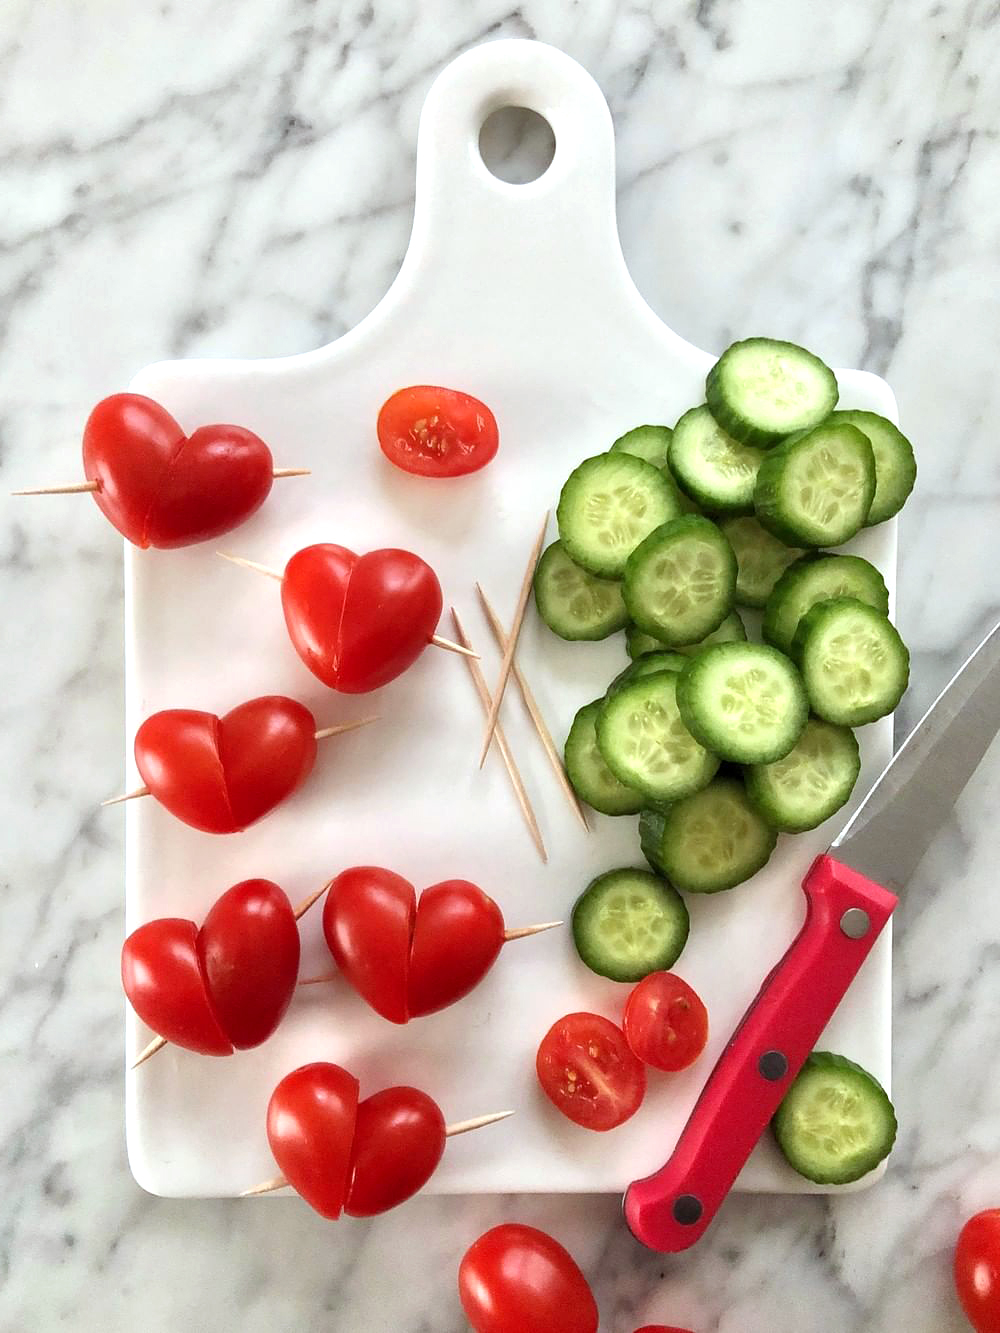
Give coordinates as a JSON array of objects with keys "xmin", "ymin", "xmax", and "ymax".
[{"xmin": 537, "ymin": 335, "xmax": 914, "ymax": 898}]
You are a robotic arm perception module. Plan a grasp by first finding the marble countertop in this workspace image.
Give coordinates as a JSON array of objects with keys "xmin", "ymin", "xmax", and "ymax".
[{"xmin": 3, "ymin": 2, "xmax": 999, "ymax": 1329}]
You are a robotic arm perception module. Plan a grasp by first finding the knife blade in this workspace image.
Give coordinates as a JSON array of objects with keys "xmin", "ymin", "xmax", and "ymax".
[{"xmin": 625, "ymin": 618, "xmax": 1000, "ymax": 1254}]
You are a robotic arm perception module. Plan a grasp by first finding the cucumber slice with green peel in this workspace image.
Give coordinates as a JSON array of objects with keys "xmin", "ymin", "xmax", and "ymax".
[
  {"xmin": 611, "ymin": 424, "xmax": 673, "ymax": 469},
  {"xmin": 627, "ymin": 611, "xmax": 748, "ymax": 660},
  {"xmin": 533, "ymin": 541, "xmax": 629, "ymax": 641},
  {"xmin": 557, "ymin": 452, "xmax": 680, "ymax": 577},
  {"xmin": 754, "ymin": 422, "xmax": 876, "ymax": 547},
  {"xmin": 639, "ymin": 776, "xmax": 777, "ymax": 893},
  {"xmin": 706, "ymin": 337, "xmax": 839, "ymax": 447},
  {"xmin": 669, "ymin": 405, "xmax": 766, "ymax": 513},
  {"xmin": 607, "ymin": 652, "xmax": 687, "ymax": 697},
  {"xmin": 829, "ymin": 409, "xmax": 917, "ymax": 527},
  {"xmin": 623, "ymin": 516, "xmax": 737, "ymax": 646},
  {"xmin": 572, "ymin": 868, "xmax": 690, "ymax": 982},
  {"xmin": 794, "ymin": 597, "xmax": 909, "ymax": 727},
  {"xmin": 677, "ymin": 643, "xmax": 808, "ymax": 764},
  {"xmin": 773, "ymin": 1051, "xmax": 897, "ymax": 1184},
  {"xmin": 596, "ymin": 671, "xmax": 719, "ymax": 803},
  {"xmin": 720, "ymin": 516, "xmax": 802, "ymax": 609},
  {"xmin": 763, "ymin": 553, "xmax": 890, "ymax": 655},
  {"xmin": 745, "ymin": 718, "xmax": 860, "ymax": 832},
  {"xmin": 564, "ymin": 700, "xmax": 645, "ymax": 816}
]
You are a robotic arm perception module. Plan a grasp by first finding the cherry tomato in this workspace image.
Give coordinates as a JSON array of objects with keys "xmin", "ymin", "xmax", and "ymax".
[
  {"xmin": 133, "ymin": 695, "xmax": 317, "ymax": 833},
  {"xmin": 280, "ymin": 544, "xmax": 443, "ymax": 693},
  {"xmin": 344, "ymin": 1086, "xmax": 445, "ymax": 1218},
  {"xmin": 323, "ymin": 866, "xmax": 416, "ymax": 1024},
  {"xmin": 121, "ymin": 918, "xmax": 232, "ymax": 1055},
  {"xmin": 459, "ymin": 1224, "xmax": 599, "ymax": 1333},
  {"xmin": 623, "ymin": 973, "xmax": 709, "ymax": 1073},
  {"xmin": 197, "ymin": 879, "xmax": 300, "ymax": 1049},
  {"xmin": 633, "ymin": 1326, "xmax": 695, "ymax": 1332},
  {"xmin": 377, "ymin": 385, "xmax": 499, "ymax": 478},
  {"xmin": 82, "ymin": 392, "xmax": 274, "ymax": 548},
  {"xmin": 536, "ymin": 1012, "xmax": 646, "ymax": 1131},
  {"xmin": 955, "ymin": 1209, "xmax": 1000, "ymax": 1331},
  {"xmin": 266, "ymin": 1063, "xmax": 359, "ymax": 1220},
  {"xmin": 407, "ymin": 880, "xmax": 504, "ymax": 1018}
]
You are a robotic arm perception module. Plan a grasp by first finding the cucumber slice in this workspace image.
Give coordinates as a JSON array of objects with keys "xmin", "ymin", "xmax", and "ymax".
[
  {"xmin": 830, "ymin": 409, "xmax": 917, "ymax": 526},
  {"xmin": 564, "ymin": 700, "xmax": 644, "ymax": 816},
  {"xmin": 763, "ymin": 553, "xmax": 890, "ymax": 655},
  {"xmin": 794, "ymin": 597, "xmax": 909, "ymax": 726},
  {"xmin": 533, "ymin": 541, "xmax": 628, "ymax": 641},
  {"xmin": 627, "ymin": 611, "xmax": 748, "ymax": 660},
  {"xmin": 670, "ymin": 405, "xmax": 766, "ymax": 513},
  {"xmin": 572, "ymin": 868, "xmax": 689, "ymax": 982},
  {"xmin": 745, "ymin": 717, "xmax": 860, "ymax": 832},
  {"xmin": 611, "ymin": 424, "xmax": 673, "ymax": 469},
  {"xmin": 754, "ymin": 422, "xmax": 875, "ymax": 547},
  {"xmin": 677, "ymin": 643, "xmax": 808, "ymax": 764},
  {"xmin": 607, "ymin": 652, "xmax": 687, "ymax": 697},
  {"xmin": 773, "ymin": 1051, "xmax": 897, "ymax": 1184},
  {"xmin": 596, "ymin": 671, "xmax": 719, "ymax": 803},
  {"xmin": 623, "ymin": 516, "xmax": 737, "ymax": 646},
  {"xmin": 720, "ymin": 516, "xmax": 802, "ymax": 609},
  {"xmin": 557, "ymin": 452, "xmax": 680, "ymax": 578},
  {"xmin": 639, "ymin": 776, "xmax": 777, "ymax": 893},
  {"xmin": 706, "ymin": 337, "xmax": 839, "ymax": 447}
]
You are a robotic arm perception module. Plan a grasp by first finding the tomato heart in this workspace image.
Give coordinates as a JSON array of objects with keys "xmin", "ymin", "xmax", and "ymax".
[
  {"xmin": 344, "ymin": 1086, "xmax": 446, "ymax": 1217},
  {"xmin": 407, "ymin": 880, "xmax": 504, "ymax": 1019},
  {"xmin": 322, "ymin": 869, "xmax": 505, "ymax": 1023},
  {"xmin": 121, "ymin": 918, "xmax": 232, "ymax": 1055},
  {"xmin": 198, "ymin": 879, "xmax": 300, "ymax": 1048},
  {"xmin": 134, "ymin": 695, "xmax": 317, "ymax": 833},
  {"xmin": 266, "ymin": 1063, "xmax": 359, "ymax": 1220},
  {"xmin": 82, "ymin": 393, "xmax": 274, "ymax": 548},
  {"xmin": 280, "ymin": 544, "xmax": 443, "ymax": 693}
]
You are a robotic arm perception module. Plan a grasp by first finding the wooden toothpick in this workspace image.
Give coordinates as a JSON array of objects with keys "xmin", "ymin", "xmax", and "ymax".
[
  {"xmin": 451, "ymin": 608, "xmax": 546, "ymax": 862},
  {"xmin": 103, "ymin": 718, "xmax": 377, "ymax": 807},
  {"xmin": 478, "ymin": 514, "xmax": 549, "ymax": 767},
  {"xmin": 240, "ymin": 1110, "xmax": 515, "ymax": 1197},
  {"xmin": 476, "ymin": 584, "xmax": 589, "ymax": 832},
  {"xmin": 13, "ymin": 469, "xmax": 309, "ymax": 497}
]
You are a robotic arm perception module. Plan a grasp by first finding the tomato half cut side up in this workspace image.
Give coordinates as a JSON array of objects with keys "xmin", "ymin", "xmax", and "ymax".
[
  {"xmin": 377, "ymin": 385, "xmax": 499, "ymax": 478},
  {"xmin": 623, "ymin": 972, "xmax": 709, "ymax": 1073},
  {"xmin": 536, "ymin": 1012, "xmax": 646, "ymax": 1131}
]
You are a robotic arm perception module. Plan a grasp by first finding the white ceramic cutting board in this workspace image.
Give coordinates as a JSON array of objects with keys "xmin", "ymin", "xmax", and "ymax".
[{"xmin": 124, "ymin": 39, "xmax": 896, "ymax": 1199}]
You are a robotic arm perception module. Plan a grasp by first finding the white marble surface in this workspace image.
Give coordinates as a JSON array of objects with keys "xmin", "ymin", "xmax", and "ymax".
[{"xmin": 2, "ymin": 1, "xmax": 999, "ymax": 1329}]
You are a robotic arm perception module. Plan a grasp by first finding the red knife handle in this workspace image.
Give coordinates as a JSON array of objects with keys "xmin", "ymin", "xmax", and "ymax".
[{"xmin": 623, "ymin": 854, "xmax": 897, "ymax": 1253}]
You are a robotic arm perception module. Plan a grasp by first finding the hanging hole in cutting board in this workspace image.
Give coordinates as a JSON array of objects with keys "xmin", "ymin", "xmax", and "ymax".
[{"xmin": 478, "ymin": 106, "xmax": 556, "ymax": 184}]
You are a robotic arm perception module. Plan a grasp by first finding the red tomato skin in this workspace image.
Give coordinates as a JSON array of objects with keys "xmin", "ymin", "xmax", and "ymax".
[
  {"xmin": 623, "ymin": 973, "xmax": 710, "ymax": 1073},
  {"xmin": 459, "ymin": 1224, "xmax": 599, "ymax": 1333},
  {"xmin": 121, "ymin": 918, "xmax": 232, "ymax": 1055},
  {"xmin": 344, "ymin": 1087, "xmax": 445, "ymax": 1217},
  {"xmin": 281, "ymin": 544, "xmax": 443, "ymax": 693},
  {"xmin": 633, "ymin": 1326, "xmax": 695, "ymax": 1332},
  {"xmin": 82, "ymin": 393, "xmax": 273, "ymax": 548},
  {"xmin": 198, "ymin": 880, "xmax": 300, "ymax": 1049},
  {"xmin": 536, "ymin": 1012, "xmax": 647, "ymax": 1132},
  {"xmin": 407, "ymin": 880, "xmax": 505, "ymax": 1018},
  {"xmin": 378, "ymin": 385, "xmax": 499, "ymax": 478},
  {"xmin": 134, "ymin": 709, "xmax": 233, "ymax": 833},
  {"xmin": 266, "ymin": 1062, "xmax": 359, "ymax": 1220},
  {"xmin": 322, "ymin": 867, "xmax": 416, "ymax": 1024},
  {"xmin": 956, "ymin": 1209, "xmax": 1000, "ymax": 1332}
]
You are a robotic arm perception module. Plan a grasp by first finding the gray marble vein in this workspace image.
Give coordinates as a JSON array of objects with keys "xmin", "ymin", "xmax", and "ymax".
[{"xmin": 2, "ymin": 0, "xmax": 999, "ymax": 1328}]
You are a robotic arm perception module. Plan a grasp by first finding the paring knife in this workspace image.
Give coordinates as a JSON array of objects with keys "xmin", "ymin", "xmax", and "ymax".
[{"xmin": 625, "ymin": 619, "xmax": 1000, "ymax": 1253}]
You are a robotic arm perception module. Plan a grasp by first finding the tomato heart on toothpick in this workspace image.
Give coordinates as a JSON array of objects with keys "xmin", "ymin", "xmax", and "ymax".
[
  {"xmin": 122, "ymin": 878, "xmax": 328, "ymax": 1065},
  {"xmin": 242, "ymin": 1061, "xmax": 512, "ymax": 1219},
  {"xmin": 103, "ymin": 696, "xmax": 377, "ymax": 833},
  {"xmin": 312, "ymin": 866, "xmax": 561, "ymax": 1022},
  {"xmin": 12, "ymin": 393, "xmax": 309, "ymax": 547},
  {"xmin": 219, "ymin": 544, "xmax": 477, "ymax": 693}
]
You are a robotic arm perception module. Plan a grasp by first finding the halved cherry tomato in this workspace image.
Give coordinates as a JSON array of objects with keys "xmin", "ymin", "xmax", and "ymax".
[
  {"xmin": 459, "ymin": 1224, "xmax": 599, "ymax": 1333},
  {"xmin": 266, "ymin": 1063, "xmax": 359, "ymax": 1220},
  {"xmin": 121, "ymin": 918, "xmax": 232, "ymax": 1055},
  {"xmin": 344, "ymin": 1086, "xmax": 445, "ymax": 1218},
  {"xmin": 955, "ymin": 1208, "xmax": 1000, "ymax": 1331},
  {"xmin": 536, "ymin": 1012, "xmax": 646, "ymax": 1131},
  {"xmin": 623, "ymin": 973, "xmax": 709, "ymax": 1073},
  {"xmin": 377, "ymin": 385, "xmax": 499, "ymax": 478}
]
